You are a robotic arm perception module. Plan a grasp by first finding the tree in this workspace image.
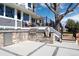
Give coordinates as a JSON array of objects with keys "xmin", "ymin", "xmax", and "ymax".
[
  {"xmin": 65, "ymin": 19, "xmax": 76, "ymax": 32},
  {"xmin": 45, "ymin": 3, "xmax": 79, "ymax": 30},
  {"xmin": 65, "ymin": 19, "xmax": 79, "ymax": 33},
  {"xmin": 66, "ymin": 19, "xmax": 76, "ymax": 29},
  {"xmin": 75, "ymin": 22, "xmax": 79, "ymax": 31}
]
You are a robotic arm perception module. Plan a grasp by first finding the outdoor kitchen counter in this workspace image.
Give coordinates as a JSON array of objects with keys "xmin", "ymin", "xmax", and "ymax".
[{"xmin": 0, "ymin": 27, "xmax": 54, "ymax": 47}]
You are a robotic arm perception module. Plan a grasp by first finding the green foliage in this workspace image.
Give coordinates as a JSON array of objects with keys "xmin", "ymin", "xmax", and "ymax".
[
  {"xmin": 66, "ymin": 19, "xmax": 76, "ymax": 29},
  {"xmin": 66, "ymin": 19, "xmax": 79, "ymax": 32},
  {"xmin": 75, "ymin": 22, "xmax": 79, "ymax": 30}
]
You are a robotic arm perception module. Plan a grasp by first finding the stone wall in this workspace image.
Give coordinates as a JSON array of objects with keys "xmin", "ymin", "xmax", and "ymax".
[
  {"xmin": 0, "ymin": 29, "xmax": 54, "ymax": 47},
  {"xmin": 12, "ymin": 32, "xmax": 54, "ymax": 44},
  {"xmin": 12, "ymin": 32, "xmax": 28, "ymax": 44},
  {"xmin": 28, "ymin": 32, "xmax": 53, "ymax": 44},
  {"xmin": 0, "ymin": 33, "xmax": 3, "ymax": 47}
]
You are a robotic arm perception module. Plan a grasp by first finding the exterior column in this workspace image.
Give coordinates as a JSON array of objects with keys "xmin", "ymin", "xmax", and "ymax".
[
  {"xmin": 31, "ymin": 3, "xmax": 32, "ymax": 9},
  {"xmin": 14, "ymin": 9, "xmax": 17, "ymax": 29},
  {"xmin": 21, "ymin": 11, "xmax": 23, "ymax": 29},
  {"xmin": 29, "ymin": 15, "xmax": 31, "ymax": 23},
  {"xmin": 32, "ymin": 3, "xmax": 34, "ymax": 12},
  {"xmin": 4, "ymin": 4, "xmax": 5, "ymax": 16}
]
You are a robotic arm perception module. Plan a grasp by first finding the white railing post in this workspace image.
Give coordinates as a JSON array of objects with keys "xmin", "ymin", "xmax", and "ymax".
[
  {"xmin": 29, "ymin": 15, "xmax": 31, "ymax": 23},
  {"xmin": 21, "ymin": 11, "xmax": 23, "ymax": 29},
  {"xmin": 14, "ymin": 9, "xmax": 17, "ymax": 29},
  {"xmin": 4, "ymin": 4, "xmax": 5, "ymax": 17}
]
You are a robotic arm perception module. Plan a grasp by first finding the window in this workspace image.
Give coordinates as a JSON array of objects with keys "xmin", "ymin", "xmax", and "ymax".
[
  {"xmin": 32, "ymin": 18, "xmax": 35, "ymax": 23},
  {"xmin": 17, "ymin": 10, "xmax": 21, "ymax": 20},
  {"xmin": 28, "ymin": 3, "xmax": 31, "ymax": 8},
  {"xmin": 0, "ymin": 4, "xmax": 4, "ymax": 15},
  {"xmin": 23, "ymin": 13, "xmax": 29, "ymax": 21},
  {"xmin": 6, "ymin": 6, "xmax": 14, "ymax": 18}
]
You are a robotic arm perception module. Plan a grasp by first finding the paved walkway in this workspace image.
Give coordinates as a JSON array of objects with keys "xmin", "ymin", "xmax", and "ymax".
[{"xmin": 0, "ymin": 40, "xmax": 79, "ymax": 56}]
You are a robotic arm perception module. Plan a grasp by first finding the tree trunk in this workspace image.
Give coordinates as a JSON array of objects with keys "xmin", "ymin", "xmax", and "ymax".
[
  {"xmin": 54, "ymin": 14, "xmax": 60, "ymax": 31},
  {"xmin": 55, "ymin": 23, "xmax": 60, "ymax": 32}
]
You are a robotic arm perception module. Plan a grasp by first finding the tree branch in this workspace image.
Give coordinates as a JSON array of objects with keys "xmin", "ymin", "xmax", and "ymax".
[
  {"xmin": 59, "ymin": 4, "xmax": 78, "ymax": 22},
  {"xmin": 64, "ymin": 3, "xmax": 79, "ymax": 16},
  {"xmin": 45, "ymin": 3, "xmax": 79, "ymax": 28},
  {"xmin": 45, "ymin": 3, "xmax": 58, "ymax": 15},
  {"xmin": 53, "ymin": 3, "xmax": 57, "ymax": 10},
  {"xmin": 55, "ymin": 4, "xmax": 79, "ymax": 26},
  {"xmin": 50, "ymin": 3, "xmax": 54, "ymax": 9}
]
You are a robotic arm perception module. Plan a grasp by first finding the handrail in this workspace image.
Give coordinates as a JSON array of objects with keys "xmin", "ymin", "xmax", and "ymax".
[{"xmin": 51, "ymin": 27, "xmax": 61, "ymax": 36}]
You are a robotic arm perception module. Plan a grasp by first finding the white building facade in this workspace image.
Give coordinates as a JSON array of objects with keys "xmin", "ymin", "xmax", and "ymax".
[{"xmin": 0, "ymin": 3, "xmax": 42, "ymax": 29}]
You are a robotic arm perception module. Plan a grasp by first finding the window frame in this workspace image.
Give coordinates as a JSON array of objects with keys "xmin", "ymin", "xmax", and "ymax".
[
  {"xmin": 5, "ymin": 6, "xmax": 14, "ymax": 18},
  {"xmin": 28, "ymin": 3, "xmax": 31, "ymax": 8},
  {"xmin": 23, "ymin": 13, "xmax": 29, "ymax": 21},
  {"xmin": 0, "ymin": 4, "xmax": 4, "ymax": 16}
]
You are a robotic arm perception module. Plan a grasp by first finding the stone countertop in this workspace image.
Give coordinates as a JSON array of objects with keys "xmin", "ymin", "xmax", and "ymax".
[
  {"xmin": 0, "ymin": 27, "xmax": 54, "ymax": 33},
  {"xmin": 0, "ymin": 29, "xmax": 54, "ymax": 33},
  {"xmin": 0, "ymin": 29, "xmax": 29, "ymax": 33}
]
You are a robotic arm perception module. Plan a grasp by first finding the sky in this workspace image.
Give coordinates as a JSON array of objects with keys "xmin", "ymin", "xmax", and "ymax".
[
  {"xmin": 35, "ymin": 4, "xmax": 55, "ymax": 21},
  {"xmin": 35, "ymin": 3, "xmax": 79, "ymax": 28}
]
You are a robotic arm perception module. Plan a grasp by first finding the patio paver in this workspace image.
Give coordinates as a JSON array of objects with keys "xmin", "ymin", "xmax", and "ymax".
[{"xmin": 0, "ymin": 40, "xmax": 79, "ymax": 56}]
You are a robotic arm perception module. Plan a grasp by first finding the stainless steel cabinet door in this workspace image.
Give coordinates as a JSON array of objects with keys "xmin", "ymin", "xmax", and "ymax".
[{"xmin": 4, "ymin": 33, "xmax": 13, "ymax": 46}]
